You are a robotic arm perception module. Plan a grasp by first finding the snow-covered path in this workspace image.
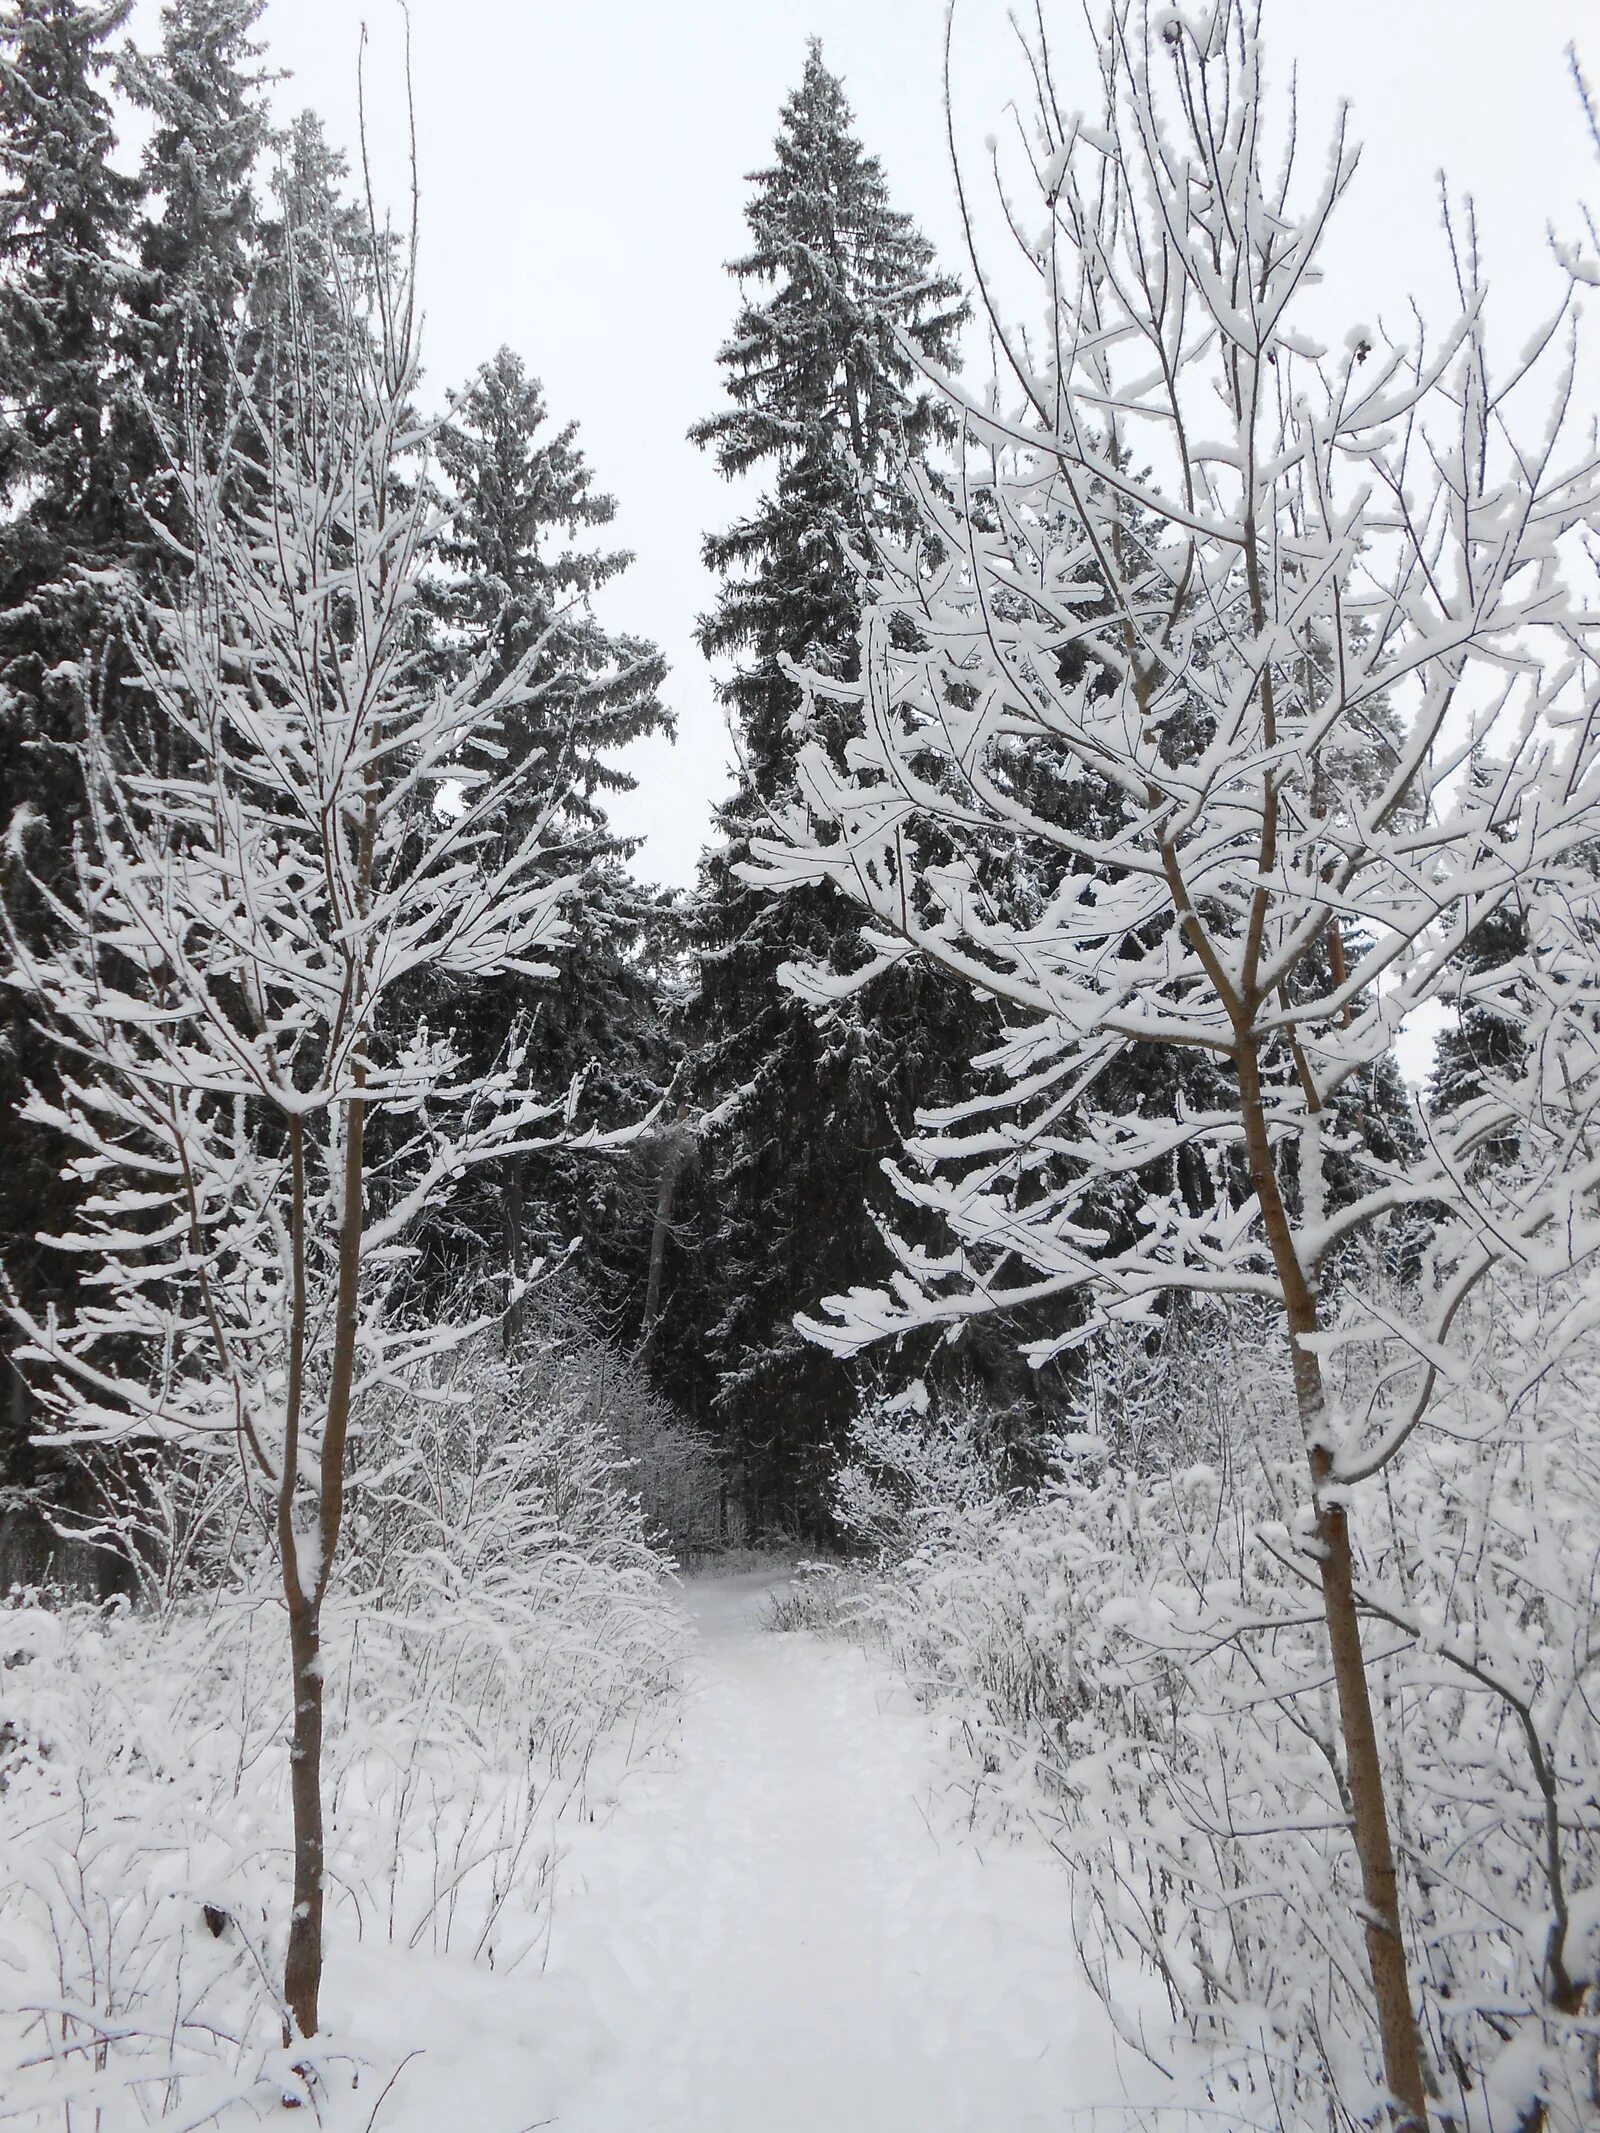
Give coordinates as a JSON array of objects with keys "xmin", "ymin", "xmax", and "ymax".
[{"xmin": 535, "ymin": 1571, "xmax": 1128, "ymax": 2132}]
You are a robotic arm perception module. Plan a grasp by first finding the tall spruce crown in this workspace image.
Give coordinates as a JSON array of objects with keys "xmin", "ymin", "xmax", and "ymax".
[
  {"xmin": 669, "ymin": 39, "xmax": 979, "ymax": 1530},
  {"xmin": 436, "ymin": 345, "xmax": 671, "ymax": 832},
  {"xmin": 120, "ymin": 0, "xmax": 274, "ymax": 409},
  {"xmin": 692, "ymin": 37, "xmax": 967, "ymax": 791},
  {"xmin": 692, "ymin": 37, "xmax": 966, "ymax": 485},
  {"xmin": 0, "ymin": 0, "xmax": 137, "ymax": 525}
]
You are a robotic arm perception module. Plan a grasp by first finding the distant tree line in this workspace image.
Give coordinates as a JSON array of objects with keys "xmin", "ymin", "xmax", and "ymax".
[{"xmin": 0, "ymin": 0, "xmax": 1516, "ymax": 1560}]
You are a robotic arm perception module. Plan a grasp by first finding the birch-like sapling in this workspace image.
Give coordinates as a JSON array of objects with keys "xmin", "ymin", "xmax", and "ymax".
[
  {"xmin": 745, "ymin": 4, "xmax": 1600, "ymax": 2120},
  {"xmin": 5, "ymin": 221, "xmax": 602, "ymax": 2047}
]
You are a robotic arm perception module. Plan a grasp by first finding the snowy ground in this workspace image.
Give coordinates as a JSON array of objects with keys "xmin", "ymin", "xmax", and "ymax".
[{"xmin": 338, "ymin": 1571, "xmax": 1140, "ymax": 2133}]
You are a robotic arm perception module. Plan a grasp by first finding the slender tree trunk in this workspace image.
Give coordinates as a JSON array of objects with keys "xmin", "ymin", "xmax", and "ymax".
[
  {"xmin": 502, "ymin": 1158, "xmax": 526, "ymax": 1356},
  {"xmin": 6, "ymin": 1346, "xmax": 27, "ymax": 1455},
  {"xmin": 279, "ymin": 1113, "xmax": 323, "ymax": 2042},
  {"xmin": 281, "ymin": 1586, "xmax": 326, "ymax": 2040},
  {"xmin": 1235, "ymin": 1037, "xmax": 1431, "ymax": 2132},
  {"xmin": 281, "ymin": 1073, "xmax": 366, "ymax": 2044},
  {"xmin": 641, "ymin": 1105, "xmax": 689, "ymax": 1372},
  {"xmin": 281, "ymin": 738, "xmax": 377, "ymax": 2046}
]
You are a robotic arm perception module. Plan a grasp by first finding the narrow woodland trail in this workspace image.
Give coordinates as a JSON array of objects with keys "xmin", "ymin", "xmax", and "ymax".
[{"xmin": 537, "ymin": 1571, "xmax": 1129, "ymax": 2132}]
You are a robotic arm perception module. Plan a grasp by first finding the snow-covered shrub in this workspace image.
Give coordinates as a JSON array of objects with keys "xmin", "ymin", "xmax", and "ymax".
[
  {"xmin": 844, "ymin": 1284, "xmax": 1600, "ymax": 2131},
  {"xmin": 0, "ymin": 1338, "xmax": 690, "ymax": 2123},
  {"xmin": 832, "ymin": 1385, "xmax": 1010, "ymax": 1551},
  {"xmin": 578, "ymin": 1355, "xmax": 727, "ymax": 1563},
  {"xmin": 38, "ymin": 1299, "xmax": 727, "ymax": 1608},
  {"xmin": 764, "ymin": 1562, "xmax": 876, "ymax": 1636},
  {"xmin": 388, "ymin": 1298, "xmax": 726, "ymax": 1565}
]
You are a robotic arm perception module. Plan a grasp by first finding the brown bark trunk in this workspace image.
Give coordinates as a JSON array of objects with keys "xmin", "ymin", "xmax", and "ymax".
[
  {"xmin": 318, "ymin": 1086, "xmax": 366, "ymax": 1591},
  {"xmin": 281, "ymin": 1594, "xmax": 325, "ymax": 2040},
  {"xmin": 1235, "ymin": 1037, "xmax": 1431, "ymax": 2132},
  {"xmin": 278, "ymin": 1080, "xmax": 365, "ymax": 2045},
  {"xmin": 1313, "ymin": 1477, "xmax": 1430, "ymax": 2131}
]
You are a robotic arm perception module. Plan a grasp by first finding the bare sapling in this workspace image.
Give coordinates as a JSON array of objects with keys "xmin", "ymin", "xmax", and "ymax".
[
  {"xmin": 743, "ymin": 3, "xmax": 1600, "ymax": 2120},
  {"xmin": 4, "ymin": 199, "xmax": 616, "ymax": 2048}
]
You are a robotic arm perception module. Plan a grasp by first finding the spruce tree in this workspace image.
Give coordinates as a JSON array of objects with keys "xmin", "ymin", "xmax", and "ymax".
[
  {"xmin": 673, "ymin": 42, "xmax": 976, "ymax": 1529},
  {"xmin": 1425, "ymin": 756, "xmax": 1536, "ymax": 1164},
  {"xmin": 118, "ymin": 0, "xmax": 272, "ymax": 451},
  {"xmin": 253, "ymin": 112, "xmax": 369, "ymax": 346},
  {"xmin": 1430, "ymin": 901, "xmax": 1530, "ymax": 1127},
  {"xmin": 0, "ymin": 0, "xmax": 139, "ymax": 1493},
  {"xmin": 0, "ymin": 0, "xmax": 136, "ymax": 533},
  {"xmin": 436, "ymin": 349, "xmax": 670, "ymax": 831},
  {"xmin": 427, "ymin": 349, "xmax": 675, "ymax": 1312},
  {"xmin": 243, "ymin": 109, "xmax": 395, "ymax": 473}
]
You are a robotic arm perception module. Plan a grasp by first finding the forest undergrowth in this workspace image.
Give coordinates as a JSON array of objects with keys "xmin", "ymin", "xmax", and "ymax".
[
  {"xmin": 782, "ymin": 1279, "xmax": 1600, "ymax": 2132},
  {"xmin": 0, "ymin": 1307, "xmax": 711, "ymax": 2124}
]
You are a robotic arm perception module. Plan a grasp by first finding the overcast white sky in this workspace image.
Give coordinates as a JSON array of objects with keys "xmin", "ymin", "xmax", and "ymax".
[{"xmin": 127, "ymin": 0, "xmax": 1600, "ymax": 890}]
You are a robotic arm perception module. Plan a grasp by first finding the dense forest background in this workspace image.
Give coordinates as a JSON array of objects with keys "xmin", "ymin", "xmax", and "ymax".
[
  {"xmin": 0, "ymin": 0, "xmax": 1171, "ymax": 1545},
  {"xmin": 3, "ymin": 5, "xmax": 1600, "ymax": 2128}
]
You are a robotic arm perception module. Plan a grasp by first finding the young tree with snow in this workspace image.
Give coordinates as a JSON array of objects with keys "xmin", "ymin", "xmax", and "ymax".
[
  {"xmin": 681, "ymin": 39, "xmax": 978, "ymax": 1521},
  {"xmin": 4, "ymin": 206, "xmax": 610, "ymax": 2049},
  {"xmin": 744, "ymin": 5, "xmax": 1600, "ymax": 2119}
]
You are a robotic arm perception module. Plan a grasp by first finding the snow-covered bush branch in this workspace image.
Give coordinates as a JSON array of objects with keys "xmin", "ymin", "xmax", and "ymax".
[
  {"xmin": 0, "ymin": 1324, "xmax": 688, "ymax": 2123},
  {"xmin": 838, "ymin": 1280, "xmax": 1600, "ymax": 2130}
]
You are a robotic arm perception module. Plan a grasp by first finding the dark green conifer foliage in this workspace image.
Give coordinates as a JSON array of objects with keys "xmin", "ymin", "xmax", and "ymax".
[
  {"xmin": 1428, "ymin": 898, "xmax": 1530, "ymax": 1182},
  {"xmin": 0, "ymin": 0, "xmax": 139, "ymax": 1488},
  {"xmin": 119, "ymin": 0, "xmax": 273, "ymax": 447},
  {"xmin": 436, "ymin": 349, "xmax": 671, "ymax": 831},
  {"xmin": 1431, "ymin": 903, "xmax": 1529, "ymax": 1107},
  {"xmin": 1423, "ymin": 758, "xmax": 1534, "ymax": 1161},
  {"xmin": 0, "ymin": 0, "xmax": 135, "ymax": 529},
  {"xmin": 672, "ymin": 42, "xmax": 977, "ymax": 1530},
  {"xmin": 254, "ymin": 111, "xmax": 369, "ymax": 333},
  {"xmin": 428, "ymin": 350, "xmax": 676, "ymax": 1313}
]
